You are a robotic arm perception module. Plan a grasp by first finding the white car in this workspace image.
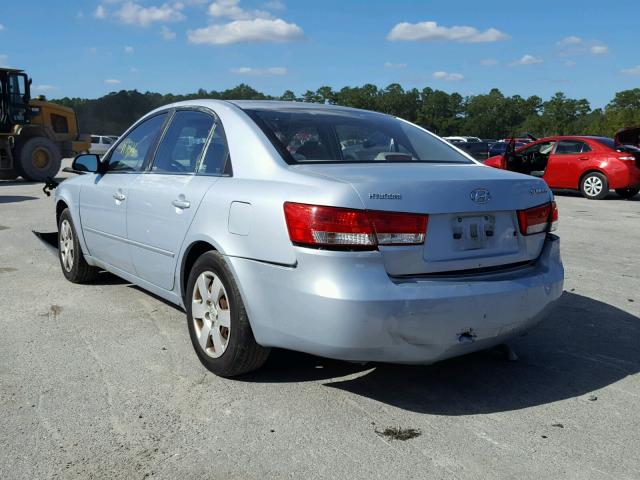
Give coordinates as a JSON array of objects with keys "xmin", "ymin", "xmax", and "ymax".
[
  {"xmin": 444, "ymin": 136, "xmax": 482, "ymax": 143},
  {"xmin": 89, "ymin": 135, "xmax": 118, "ymax": 156},
  {"xmin": 55, "ymin": 100, "xmax": 564, "ymax": 377}
]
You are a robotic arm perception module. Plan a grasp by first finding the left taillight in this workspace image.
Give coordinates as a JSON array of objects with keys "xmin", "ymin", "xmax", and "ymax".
[
  {"xmin": 283, "ymin": 202, "xmax": 428, "ymax": 250},
  {"xmin": 517, "ymin": 201, "xmax": 557, "ymax": 236}
]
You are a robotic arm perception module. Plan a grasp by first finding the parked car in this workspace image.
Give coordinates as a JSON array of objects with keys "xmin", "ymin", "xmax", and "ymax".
[
  {"xmin": 485, "ymin": 135, "xmax": 640, "ymax": 199},
  {"xmin": 499, "ymin": 137, "xmax": 533, "ymax": 144},
  {"xmin": 488, "ymin": 141, "xmax": 526, "ymax": 158},
  {"xmin": 455, "ymin": 141, "xmax": 491, "ymax": 161},
  {"xmin": 89, "ymin": 135, "xmax": 118, "ymax": 156},
  {"xmin": 55, "ymin": 101, "xmax": 563, "ymax": 376},
  {"xmin": 443, "ymin": 136, "xmax": 482, "ymax": 143}
]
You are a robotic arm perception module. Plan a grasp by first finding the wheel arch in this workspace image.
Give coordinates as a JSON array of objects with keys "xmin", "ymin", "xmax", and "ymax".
[
  {"xmin": 179, "ymin": 240, "xmax": 218, "ymax": 302},
  {"xmin": 55, "ymin": 199, "xmax": 69, "ymax": 224},
  {"xmin": 579, "ymin": 168, "xmax": 608, "ymax": 188}
]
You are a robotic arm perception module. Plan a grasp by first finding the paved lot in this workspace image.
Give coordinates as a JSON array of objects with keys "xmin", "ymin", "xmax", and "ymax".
[{"xmin": 1, "ymin": 168, "xmax": 639, "ymax": 479}]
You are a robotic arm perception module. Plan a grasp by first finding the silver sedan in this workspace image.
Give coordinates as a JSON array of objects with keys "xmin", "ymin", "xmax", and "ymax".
[{"xmin": 54, "ymin": 100, "xmax": 564, "ymax": 376}]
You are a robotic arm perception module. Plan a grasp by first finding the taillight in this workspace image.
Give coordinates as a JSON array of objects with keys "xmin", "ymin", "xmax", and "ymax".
[
  {"xmin": 618, "ymin": 155, "xmax": 636, "ymax": 162},
  {"xmin": 283, "ymin": 202, "xmax": 427, "ymax": 249},
  {"xmin": 517, "ymin": 201, "xmax": 557, "ymax": 236}
]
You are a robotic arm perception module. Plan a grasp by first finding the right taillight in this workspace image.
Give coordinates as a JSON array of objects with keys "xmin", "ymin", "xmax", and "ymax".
[
  {"xmin": 517, "ymin": 201, "xmax": 557, "ymax": 236},
  {"xmin": 283, "ymin": 202, "xmax": 428, "ymax": 250}
]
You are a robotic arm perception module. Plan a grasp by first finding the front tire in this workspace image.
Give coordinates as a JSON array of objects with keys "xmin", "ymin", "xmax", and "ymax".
[
  {"xmin": 15, "ymin": 137, "xmax": 62, "ymax": 182},
  {"xmin": 58, "ymin": 209, "xmax": 98, "ymax": 283},
  {"xmin": 186, "ymin": 251, "xmax": 270, "ymax": 377},
  {"xmin": 615, "ymin": 187, "xmax": 640, "ymax": 199},
  {"xmin": 580, "ymin": 172, "xmax": 608, "ymax": 200}
]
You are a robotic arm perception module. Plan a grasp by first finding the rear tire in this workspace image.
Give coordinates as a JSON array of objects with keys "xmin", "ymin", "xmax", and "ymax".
[
  {"xmin": 58, "ymin": 209, "xmax": 98, "ymax": 283},
  {"xmin": 186, "ymin": 251, "xmax": 270, "ymax": 377},
  {"xmin": 580, "ymin": 172, "xmax": 608, "ymax": 200},
  {"xmin": 15, "ymin": 137, "xmax": 62, "ymax": 182},
  {"xmin": 615, "ymin": 187, "xmax": 640, "ymax": 199}
]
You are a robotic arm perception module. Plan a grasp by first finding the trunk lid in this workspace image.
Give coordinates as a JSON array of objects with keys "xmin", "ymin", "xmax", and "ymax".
[
  {"xmin": 292, "ymin": 163, "xmax": 553, "ymax": 275},
  {"xmin": 614, "ymin": 126, "xmax": 640, "ymax": 148}
]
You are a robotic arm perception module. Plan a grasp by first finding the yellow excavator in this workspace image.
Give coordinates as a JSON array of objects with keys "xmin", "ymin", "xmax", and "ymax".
[{"xmin": 0, "ymin": 68, "xmax": 90, "ymax": 181}]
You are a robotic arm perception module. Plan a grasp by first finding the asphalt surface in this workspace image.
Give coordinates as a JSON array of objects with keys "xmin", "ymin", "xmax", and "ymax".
[{"xmin": 1, "ymin": 165, "xmax": 639, "ymax": 479}]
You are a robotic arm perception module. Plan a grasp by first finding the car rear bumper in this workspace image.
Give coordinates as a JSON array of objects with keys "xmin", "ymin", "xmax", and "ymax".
[{"xmin": 227, "ymin": 235, "xmax": 564, "ymax": 364}]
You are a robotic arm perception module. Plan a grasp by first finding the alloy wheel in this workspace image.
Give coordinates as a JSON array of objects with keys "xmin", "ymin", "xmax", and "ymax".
[
  {"xmin": 191, "ymin": 271, "xmax": 231, "ymax": 358},
  {"xmin": 59, "ymin": 219, "xmax": 75, "ymax": 272},
  {"xmin": 583, "ymin": 176, "xmax": 603, "ymax": 197}
]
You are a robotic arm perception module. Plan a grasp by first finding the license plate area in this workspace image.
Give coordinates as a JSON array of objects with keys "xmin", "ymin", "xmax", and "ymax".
[{"xmin": 451, "ymin": 214, "xmax": 495, "ymax": 250}]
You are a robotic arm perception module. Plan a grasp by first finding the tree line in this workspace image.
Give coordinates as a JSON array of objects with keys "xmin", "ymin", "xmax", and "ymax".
[{"xmin": 54, "ymin": 84, "xmax": 640, "ymax": 139}]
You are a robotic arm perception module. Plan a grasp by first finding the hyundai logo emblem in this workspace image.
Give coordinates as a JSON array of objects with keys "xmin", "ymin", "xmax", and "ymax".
[{"xmin": 470, "ymin": 188, "xmax": 491, "ymax": 204}]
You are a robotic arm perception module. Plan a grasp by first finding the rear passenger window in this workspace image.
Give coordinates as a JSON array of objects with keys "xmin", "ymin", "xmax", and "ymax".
[
  {"xmin": 198, "ymin": 122, "xmax": 231, "ymax": 175},
  {"xmin": 555, "ymin": 140, "xmax": 591, "ymax": 154},
  {"xmin": 152, "ymin": 110, "xmax": 214, "ymax": 174}
]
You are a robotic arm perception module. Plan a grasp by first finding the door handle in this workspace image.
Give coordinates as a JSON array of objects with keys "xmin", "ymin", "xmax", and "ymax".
[
  {"xmin": 113, "ymin": 192, "xmax": 126, "ymax": 201},
  {"xmin": 172, "ymin": 199, "xmax": 191, "ymax": 209},
  {"xmin": 578, "ymin": 157, "xmax": 589, "ymax": 161}
]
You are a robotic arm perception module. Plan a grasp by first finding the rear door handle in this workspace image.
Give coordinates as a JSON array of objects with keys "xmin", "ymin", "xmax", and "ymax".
[
  {"xmin": 172, "ymin": 199, "xmax": 191, "ymax": 209},
  {"xmin": 579, "ymin": 157, "xmax": 589, "ymax": 161},
  {"xmin": 113, "ymin": 192, "xmax": 126, "ymax": 201}
]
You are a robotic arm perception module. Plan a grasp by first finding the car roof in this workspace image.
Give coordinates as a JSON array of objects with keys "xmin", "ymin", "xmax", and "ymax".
[{"xmin": 227, "ymin": 99, "xmax": 382, "ymax": 114}]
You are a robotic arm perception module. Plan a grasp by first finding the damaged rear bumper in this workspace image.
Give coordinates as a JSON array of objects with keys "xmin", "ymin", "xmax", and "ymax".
[{"xmin": 227, "ymin": 235, "xmax": 564, "ymax": 364}]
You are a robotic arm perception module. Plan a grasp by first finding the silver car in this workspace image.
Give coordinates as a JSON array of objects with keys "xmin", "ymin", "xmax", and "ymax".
[{"xmin": 55, "ymin": 101, "xmax": 564, "ymax": 376}]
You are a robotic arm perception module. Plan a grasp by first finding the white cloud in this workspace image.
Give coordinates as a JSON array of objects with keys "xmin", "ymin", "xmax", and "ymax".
[
  {"xmin": 263, "ymin": 0, "xmax": 285, "ymax": 10},
  {"xmin": 557, "ymin": 35, "xmax": 582, "ymax": 47},
  {"xmin": 112, "ymin": 1, "xmax": 186, "ymax": 26},
  {"xmin": 230, "ymin": 66, "xmax": 287, "ymax": 76},
  {"xmin": 432, "ymin": 71, "xmax": 464, "ymax": 81},
  {"xmin": 510, "ymin": 54, "xmax": 543, "ymax": 66},
  {"xmin": 0, "ymin": 54, "xmax": 8, "ymax": 66},
  {"xmin": 124, "ymin": 45, "xmax": 135, "ymax": 54},
  {"xmin": 105, "ymin": 79, "xmax": 122, "ymax": 84},
  {"xmin": 590, "ymin": 45, "xmax": 608, "ymax": 55},
  {"xmin": 621, "ymin": 65, "xmax": 640, "ymax": 76},
  {"xmin": 208, "ymin": 0, "xmax": 273, "ymax": 20},
  {"xmin": 33, "ymin": 85, "xmax": 58, "ymax": 93},
  {"xmin": 480, "ymin": 58, "xmax": 498, "ymax": 67},
  {"xmin": 94, "ymin": 5, "xmax": 108, "ymax": 18},
  {"xmin": 557, "ymin": 36, "xmax": 609, "ymax": 57},
  {"xmin": 188, "ymin": 17, "xmax": 303, "ymax": 45},
  {"xmin": 384, "ymin": 62, "xmax": 407, "ymax": 69},
  {"xmin": 387, "ymin": 21, "xmax": 508, "ymax": 43},
  {"xmin": 160, "ymin": 25, "xmax": 176, "ymax": 40}
]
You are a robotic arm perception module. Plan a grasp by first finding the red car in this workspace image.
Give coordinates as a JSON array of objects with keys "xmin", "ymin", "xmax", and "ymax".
[{"xmin": 485, "ymin": 132, "xmax": 640, "ymax": 199}]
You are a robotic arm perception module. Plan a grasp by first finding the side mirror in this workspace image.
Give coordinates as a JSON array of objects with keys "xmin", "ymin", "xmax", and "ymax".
[{"xmin": 71, "ymin": 154, "xmax": 102, "ymax": 174}]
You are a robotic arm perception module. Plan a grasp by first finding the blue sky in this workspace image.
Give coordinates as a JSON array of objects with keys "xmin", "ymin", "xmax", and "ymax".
[{"xmin": 0, "ymin": 0, "xmax": 638, "ymax": 107}]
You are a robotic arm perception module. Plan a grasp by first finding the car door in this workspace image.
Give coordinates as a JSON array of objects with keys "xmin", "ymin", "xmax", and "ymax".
[
  {"xmin": 126, "ymin": 109, "xmax": 230, "ymax": 290},
  {"xmin": 79, "ymin": 112, "xmax": 168, "ymax": 273},
  {"xmin": 545, "ymin": 139, "xmax": 592, "ymax": 188}
]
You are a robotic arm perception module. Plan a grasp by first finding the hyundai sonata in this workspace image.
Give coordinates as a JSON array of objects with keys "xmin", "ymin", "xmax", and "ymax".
[{"xmin": 55, "ymin": 101, "xmax": 564, "ymax": 376}]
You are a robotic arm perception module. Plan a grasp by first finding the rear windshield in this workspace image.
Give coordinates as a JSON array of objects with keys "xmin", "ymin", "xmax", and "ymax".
[{"xmin": 243, "ymin": 108, "xmax": 473, "ymax": 165}]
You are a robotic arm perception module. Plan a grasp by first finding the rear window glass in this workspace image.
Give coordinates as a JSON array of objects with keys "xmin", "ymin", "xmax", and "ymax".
[{"xmin": 244, "ymin": 108, "xmax": 472, "ymax": 165}]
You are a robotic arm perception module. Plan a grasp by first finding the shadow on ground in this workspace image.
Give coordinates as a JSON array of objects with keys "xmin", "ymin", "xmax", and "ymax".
[
  {"xmin": 0, "ymin": 195, "xmax": 38, "ymax": 204},
  {"xmin": 552, "ymin": 189, "xmax": 639, "ymax": 201},
  {"xmin": 245, "ymin": 292, "xmax": 640, "ymax": 414}
]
